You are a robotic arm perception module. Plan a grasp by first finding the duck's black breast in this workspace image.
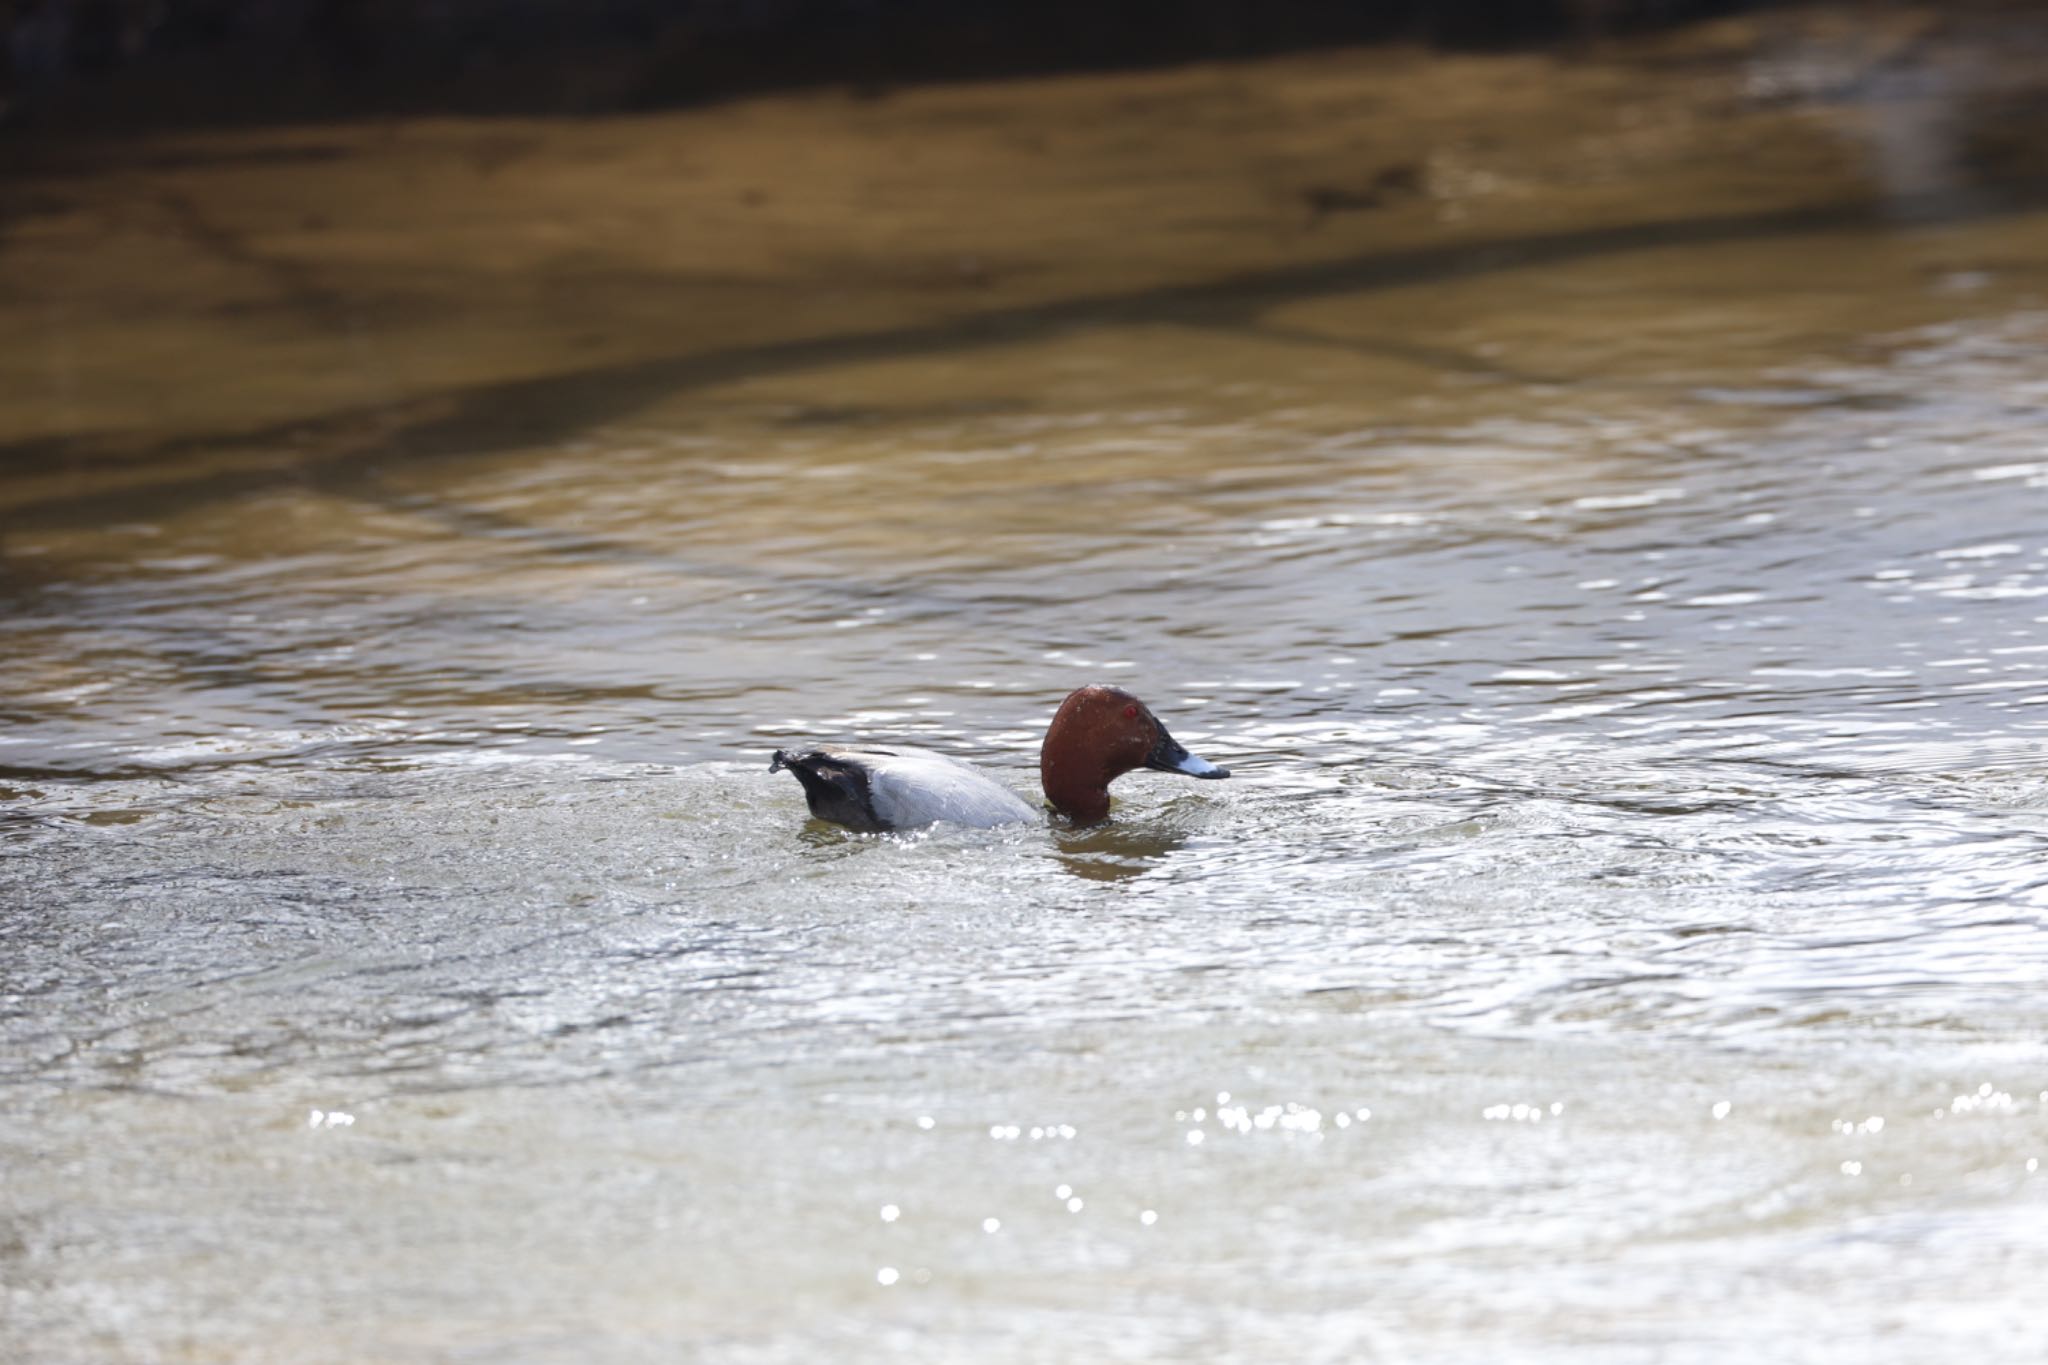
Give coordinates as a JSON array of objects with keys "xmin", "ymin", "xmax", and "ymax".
[{"xmin": 770, "ymin": 749, "xmax": 889, "ymax": 832}]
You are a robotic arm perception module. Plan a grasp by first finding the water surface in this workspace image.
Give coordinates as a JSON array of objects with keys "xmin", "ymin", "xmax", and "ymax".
[{"xmin": 6, "ymin": 26, "xmax": 2048, "ymax": 1363}]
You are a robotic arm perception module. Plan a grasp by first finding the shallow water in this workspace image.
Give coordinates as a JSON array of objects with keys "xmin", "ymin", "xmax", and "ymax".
[{"xmin": 9, "ymin": 34, "xmax": 2048, "ymax": 1363}]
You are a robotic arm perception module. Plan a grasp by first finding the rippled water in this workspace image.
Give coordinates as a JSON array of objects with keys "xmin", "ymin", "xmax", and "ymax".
[{"xmin": 9, "ymin": 101, "xmax": 2048, "ymax": 1362}]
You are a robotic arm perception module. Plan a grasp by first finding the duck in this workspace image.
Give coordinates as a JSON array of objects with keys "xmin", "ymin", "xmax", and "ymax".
[{"xmin": 769, "ymin": 683, "xmax": 1229, "ymax": 832}]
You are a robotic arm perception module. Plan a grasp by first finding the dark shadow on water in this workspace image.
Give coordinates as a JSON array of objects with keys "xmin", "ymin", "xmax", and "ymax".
[
  {"xmin": 1, "ymin": 2, "xmax": 1723, "ymax": 134},
  {"xmin": 1, "ymin": 141, "xmax": 356, "ymax": 180}
]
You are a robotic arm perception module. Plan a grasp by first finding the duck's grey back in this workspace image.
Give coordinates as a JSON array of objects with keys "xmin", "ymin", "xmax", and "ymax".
[{"xmin": 833, "ymin": 747, "xmax": 1038, "ymax": 829}]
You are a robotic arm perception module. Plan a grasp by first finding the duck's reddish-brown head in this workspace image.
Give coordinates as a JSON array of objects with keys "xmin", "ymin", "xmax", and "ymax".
[{"xmin": 1038, "ymin": 684, "xmax": 1229, "ymax": 824}]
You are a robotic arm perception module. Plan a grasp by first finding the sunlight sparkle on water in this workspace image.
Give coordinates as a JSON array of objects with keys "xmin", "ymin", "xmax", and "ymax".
[
  {"xmin": 1216, "ymin": 1102, "xmax": 1325, "ymax": 1134},
  {"xmin": 1948, "ymin": 1084, "xmax": 2017, "ymax": 1115},
  {"xmin": 1482, "ymin": 1102, "xmax": 1553, "ymax": 1123}
]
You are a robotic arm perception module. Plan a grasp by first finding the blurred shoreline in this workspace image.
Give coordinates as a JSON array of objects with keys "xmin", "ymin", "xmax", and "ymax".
[{"xmin": 5, "ymin": 1, "xmax": 2048, "ymax": 521}]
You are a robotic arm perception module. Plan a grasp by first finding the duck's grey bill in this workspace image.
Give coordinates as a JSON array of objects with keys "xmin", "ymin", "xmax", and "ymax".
[{"xmin": 1144, "ymin": 724, "xmax": 1231, "ymax": 779}]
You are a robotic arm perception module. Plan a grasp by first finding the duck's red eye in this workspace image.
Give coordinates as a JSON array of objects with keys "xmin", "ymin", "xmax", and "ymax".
[{"xmin": 1124, "ymin": 705, "xmax": 1139, "ymax": 718}]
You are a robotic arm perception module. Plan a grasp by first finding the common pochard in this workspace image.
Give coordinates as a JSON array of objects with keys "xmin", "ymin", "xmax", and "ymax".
[{"xmin": 770, "ymin": 684, "xmax": 1229, "ymax": 832}]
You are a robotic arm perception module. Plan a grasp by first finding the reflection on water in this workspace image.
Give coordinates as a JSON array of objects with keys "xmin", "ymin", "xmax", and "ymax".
[
  {"xmin": 8, "ymin": 19, "xmax": 2048, "ymax": 1364},
  {"xmin": 1053, "ymin": 821, "xmax": 1193, "ymax": 882}
]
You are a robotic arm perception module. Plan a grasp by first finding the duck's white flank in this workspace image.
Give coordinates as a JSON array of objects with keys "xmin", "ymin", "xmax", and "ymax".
[{"xmin": 827, "ymin": 746, "xmax": 1038, "ymax": 829}]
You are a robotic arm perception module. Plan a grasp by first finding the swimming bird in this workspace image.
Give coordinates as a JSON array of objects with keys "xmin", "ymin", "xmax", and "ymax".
[{"xmin": 769, "ymin": 684, "xmax": 1229, "ymax": 831}]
